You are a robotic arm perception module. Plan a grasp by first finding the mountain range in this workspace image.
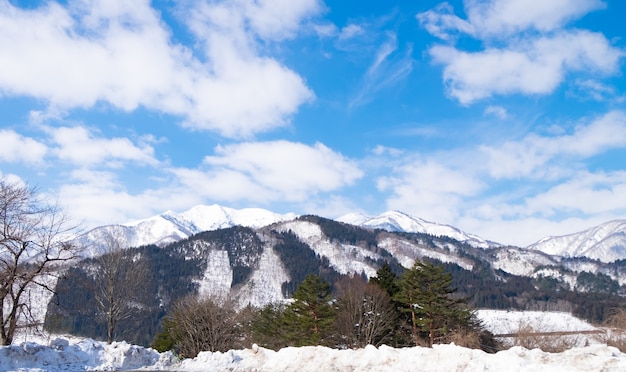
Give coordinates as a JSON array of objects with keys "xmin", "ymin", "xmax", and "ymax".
[
  {"xmin": 75, "ymin": 204, "xmax": 626, "ymax": 263},
  {"xmin": 48, "ymin": 206, "xmax": 626, "ymax": 346},
  {"xmin": 69, "ymin": 204, "xmax": 626, "ymax": 299}
]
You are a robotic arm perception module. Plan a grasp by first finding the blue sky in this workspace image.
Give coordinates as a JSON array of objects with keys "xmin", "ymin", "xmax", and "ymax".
[{"xmin": 1, "ymin": 0, "xmax": 625, "ymax": 246}]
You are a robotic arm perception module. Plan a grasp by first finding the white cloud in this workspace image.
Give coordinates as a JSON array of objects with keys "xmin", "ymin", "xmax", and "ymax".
[
  {"xmin": 238, "ymin": 0, "xmax": 323, "ymax": 41},
  {"xmin": 463, "ymin": 0, "xmax": 605, "ymax": 37},
  {"xmin": 459, "ymin": 216, "xmax": 600, "ymax": 247},
  {"xmin": 456, "ymin": 168, "xmax": 626, "ymax": 246},
  {"xmin": 313, "ymin": 23, "xmax": 338, "ymax": 38},
  {"xmin": 419, "ymin": 1, "xmax": 622, "ymax": 104},
  {"xmin": 416, "ymin": 3, "xmax": 474, "ymax": 41},
  {"xmin": 570, "ymin": 79, "xmax": 622, "ymax": 102},
  {"xmin": 0, "ymin": 129, "xmax": 47, "ymax": 164},
  {"xmin": 377, "ymin": 158, "xmax": 484, "ymax": 224},
  {"xmin": 0, "ymin": 172, "xmax": 26, "ymax": 187},
  {"xmin": 338, "ymin": 24, "xmax": 365, "ymax": 41},
  {"xmin": 56, "ymin": 140, "xmax": 360, "ymax": 228},
  {"xmin": 524, "ymin": 170, "xmax": 626, "ymax": 217},
  {"xmin": 349, "ymin": 32, "xmax": 413, "ymax": 108},
  {"xmin": 372, "ymin": 145, "xmax": 403, "ymax": 157},
  {"xmin": 481, "ymin": 110, "xmax": 626, "ymax": 179},
  {"xmin": 47, "ymin": 126, "xmax": 159, "ymax": 167},
  {"xmin": 370, "ymin": 109, "xmax": 626, "ymax": 246},
  {"xmin": 0, "ymin": 0, "xmax": 317, "ymax": 138},
  {"xmin": 484, "ymin": 105, "xmax": 508, "ymax": 119},
  {"xmin": 430, "ymin": 31, "xmax": 623, "ymax": 104},
  {"xmin": 57, "ymin": 169, "xmax": 189, "ymax": 227},
  {"xmin": 299, "ymin": 195, "xmax": 363, "ymax": 220},
  {"xmin": 173, "ymin": 141, "xmax": 363, "ymax": 203},
  {"xmin": 418, "ymin": 0, "xmax": 605, "ymax": 40}
]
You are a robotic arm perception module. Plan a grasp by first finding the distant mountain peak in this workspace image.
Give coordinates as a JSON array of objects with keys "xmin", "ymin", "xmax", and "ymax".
[
  {"xmin": 527, "ymin": 219, "xmax": 626, "ymax": 262},
  {"xmin": 73, "ymin": 204, "xmax": 297, "ymax": 258},
  {"xmin": 337, "ymin": 210, "xmax": 497, "ymax": 249}
]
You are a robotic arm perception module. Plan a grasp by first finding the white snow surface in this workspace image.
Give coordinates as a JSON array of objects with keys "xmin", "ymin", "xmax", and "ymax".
[
  {"xmin": 477, "ymin": 310, "xmax": 599, "ymax": 336},
  {"xmin": 527, "ymin": 219, "xmax": 626, "ymax": 263},
  {"xmin": 233, "ymin": 244, "xmax": 290, "ymax": 308},
  {"xmin": 196, "ymin": 249, "xmax": 232, "ymax": 301},
  {"xmin": 3, "ymin": 337, "xmax": 626, "ymax": 371},
  {"xmin": 338, "ymin": 210, "xmax": 497, "ymax": 249},
  {"xmin": 3, "ymin": 311, "xmax": 624, "ymax": 371}
]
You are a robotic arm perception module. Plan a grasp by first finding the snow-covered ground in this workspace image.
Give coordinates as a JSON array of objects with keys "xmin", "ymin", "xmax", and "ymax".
[
  {"xmin": 2, "ymin": 337, "xmax": 625, "ymax": 371},
  {"xmin": 477, "ymin": 310, "xmax": 599, "ymax": 335},
  {"xmin": 2, "ymin": 310, "xmax": 625, "ymax": 371},
  {"xmin": 477, "ymin": 310, "xmax": 603, "ymax": 349}
]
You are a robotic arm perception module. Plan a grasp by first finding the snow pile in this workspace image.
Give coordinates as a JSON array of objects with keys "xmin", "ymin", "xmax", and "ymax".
[
  {"xmin": 1, "ymin": 311, "xmax": 623, "ymax": 371},
  {"xmin": 179, "ymin": 344, "xmax": 626, "ymax": 372},
  {"xmin": 2, "ymin": 339, "xmax": 626, "ymax": 372},
  {"xmin": 0, "ymin": 337, "xmax": 173, "ymax": 372}
]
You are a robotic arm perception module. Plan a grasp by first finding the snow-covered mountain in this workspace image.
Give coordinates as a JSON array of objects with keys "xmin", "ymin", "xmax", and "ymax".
[
  {"xmin": 527, "ymin": 220, "xmax": 626, "ymax": 263},
  {"xmin": 338, "ymin": 210, "xmax": 498, "ymax": 249},
  {"xmin": 48, "ymin": 213, "xmax": 626, "ymax": 346},
  {"xmin": 75, "ymin": 205, "xmax": 626, "ymax": 264},
  {"xmin": 74, "ymin": 204, "xmax": 297, "ymax": 257}
]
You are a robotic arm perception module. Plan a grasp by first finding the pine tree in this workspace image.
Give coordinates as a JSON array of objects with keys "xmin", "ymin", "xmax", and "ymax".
[
  {"xmin": 394, "ymin": 260, "xmax": 473, "ymax": 347},
  {"xmin": 250, "ymin": 303, "xmax": 288, "ymax": 350},
  {"xmin": 370, "ymin": 262, "xmax": 400, "ymax": 297},
  {"xmin": 282, "ymin": 274, "xmax": 336, "ymax": 346}
]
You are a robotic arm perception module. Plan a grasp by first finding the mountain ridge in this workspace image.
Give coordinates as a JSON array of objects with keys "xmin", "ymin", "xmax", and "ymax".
[
  {"xmin": 527, "ymin": 219, "xmax": 626, "ymax": 263},
  {"xmin": 48, "ymin": 214, "xmax": 626, "ymax": 346},
  {"xmin": 74, "ymin": 204, "xmax": 626, "ymax": 263}
]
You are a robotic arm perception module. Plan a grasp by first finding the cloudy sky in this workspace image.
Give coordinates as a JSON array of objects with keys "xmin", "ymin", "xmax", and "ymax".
[{"xmin": 1, "ymin": 0, "xmax": 625, "ymax": 246}]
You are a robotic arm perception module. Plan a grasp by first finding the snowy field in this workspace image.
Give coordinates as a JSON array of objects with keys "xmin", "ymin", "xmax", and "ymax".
[{"xmin": 1, "ymin": 310, "xmax": 625, "ymax": 371}]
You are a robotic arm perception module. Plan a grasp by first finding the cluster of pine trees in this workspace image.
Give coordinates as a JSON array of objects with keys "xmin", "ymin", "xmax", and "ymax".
[{"xmin": 151, "ymin": 260, "xmax": 499, "ymax": 357}]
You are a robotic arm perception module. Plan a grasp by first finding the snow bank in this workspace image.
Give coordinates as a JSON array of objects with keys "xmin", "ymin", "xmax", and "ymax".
[
  {"xmin": 2, "ymin": 338, "xmax": 626, "ymax": 371},
  {"xmin": 0, "ymin": 337, "xmax": 174, "ymax": 371},
  {"xmin": 178, "ymin": 344, "xmax": 626, "ymax": 372}
]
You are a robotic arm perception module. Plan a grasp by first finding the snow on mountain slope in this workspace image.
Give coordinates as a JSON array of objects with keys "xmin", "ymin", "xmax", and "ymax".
[
  {"xmin": 488, "ymin": 247, "xmax": 559, "ymax": 277},
  {"xmin": 234, "ymin": 243, "xmax": 290, "ymax": 308},
  {"xmin": 276, "ymin": 220, "xmax": 380, "ymax": 278},
  {"xmin": 196, "ymin": 249, "xmax": 233, "ymax": 301},
  {"xmin": 527, "ymin": 220, "xmax": 626, "ymax": 263},
  {"xmin": 377, "ymin": 236, "xmax": 474, "ymax": 271},
  {"xmin": 74, "ymin": 205, "xmax": 296, "ymax": 257},
  {"xmin": 179, "ymin": 204, "xmax": 297, "ymax": 232},
  {"xmin": 338, "ymin": 210, "xmax": 497, "ymax": 249}
]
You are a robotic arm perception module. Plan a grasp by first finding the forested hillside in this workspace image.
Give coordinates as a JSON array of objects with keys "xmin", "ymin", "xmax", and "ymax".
[{"xmin": 45, "ymin": 217, "xmax": 626, "ymax": 346}]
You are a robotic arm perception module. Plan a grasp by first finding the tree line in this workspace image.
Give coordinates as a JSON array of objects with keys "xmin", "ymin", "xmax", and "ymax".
[{"xmin": 150, "ymin": 261, "xmax": 500, "ymax": 358}]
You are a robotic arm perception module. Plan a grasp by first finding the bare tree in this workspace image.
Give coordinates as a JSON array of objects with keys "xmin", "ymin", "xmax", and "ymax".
[
  {"xmin": 165, "ymin": 295, "xmax": 246, "ymax": 357},
  {"xmin": 335, "ymin": 276, "xmax": 398, "ymax": 348},
  {"xmin": 93, "ymin": 230, "xmax": 148, "ymax": 343},
  {"xmin": 0, "ymin": 181, "xmax": 78, "ymax": 345}
]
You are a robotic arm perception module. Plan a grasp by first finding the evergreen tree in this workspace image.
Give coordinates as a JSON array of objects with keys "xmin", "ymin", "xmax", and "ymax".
[
  {"xmin": 282, "ymin": 274, "xmax": 336, "ymax": 346},
  {"xmin": 394, "ymin": 260, "xmax": 473, "ymax": 347},
  {"xmin": 250, "ymin": 303, "xmax": 288, "ymax": 350},
  {"xmin": 150, "ymin": 318, "xmax": 177, "ymax": 352},
  {"xmin": 370, "ymin": 262, "xmax": 400, "ymax": 297}
]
